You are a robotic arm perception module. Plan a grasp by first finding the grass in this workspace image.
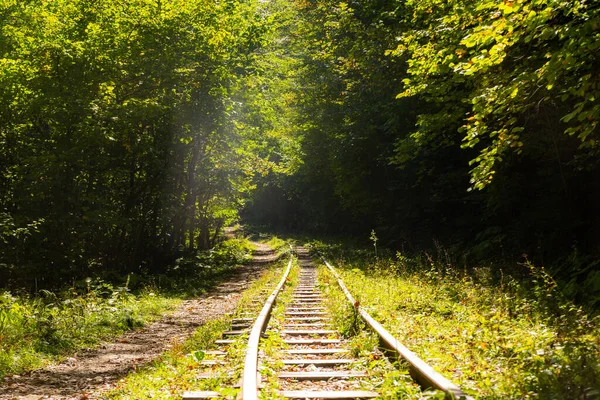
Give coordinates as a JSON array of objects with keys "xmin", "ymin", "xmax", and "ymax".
[
  {"xmin": 258, "ymin": 255, "xmax": 299, "ymax": 399},
  {"xmin": 0, "ymin": 236, "xmax": 256, "ymax": 378},
  {"xmin": 260, "ymin": 235, "xmax": 292, "ymax": 254},
  {"xmin": 317, "ymin": 265, "xmax": 429, "ymax": 399},
  {"xmin": 106, "ymin": 253, "xmax": 291, "ymax": 399},
  {"xmin": 310, "ymin": 241, "xmax": 600, "ymax": 399},
  {"xmin": 0, "ymin": 285, "xmax": 178, "ymax": 378}
]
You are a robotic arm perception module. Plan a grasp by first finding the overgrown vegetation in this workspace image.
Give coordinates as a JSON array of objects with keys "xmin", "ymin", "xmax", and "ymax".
[
  {"xmin": 0, "ymin": 284, "xmax": 177, "ymax": 378},
  {"xmin": 243, "ymin": 0, "xmax": 600, "ymax": 304},
  {"xmin": 0, "ymin": 0, "xmax": 271, "ymax": 290},
  {"xmin": 157, "ymin": 237, "xmax": 255, "ymax": 295},
  {"xmin": 262, "ymin": 236, "xmax": 290, "ymax": 253},
  {"xmin": 317, "ymin": 265, "xmax": 426, "ymax": 399},
  {"xmin": 0, "ymin": 237, "xmax": 254, "ymax": 378},
  {"xmin": 106, "ymin": 255, "xmax": 289, "ymax": 399},
  {"xmin": 1, "ymin": 0, "xmax": 599, "ymax": 395},
  {"xmin": 312, "ymin": 241, "xmax": 600, "ymax": 399}
]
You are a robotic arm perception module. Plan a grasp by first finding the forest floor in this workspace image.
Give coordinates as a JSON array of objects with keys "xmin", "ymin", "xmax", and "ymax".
[
  {"xmin": 311, "ymin": 240, "xmax": 600, "ymax": 399},
  {"xmin": 0, "ymin": 242, "xmax": 277, "ymax": 400}
]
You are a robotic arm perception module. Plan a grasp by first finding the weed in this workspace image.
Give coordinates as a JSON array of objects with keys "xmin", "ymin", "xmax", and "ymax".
[
  {"xmin": 312, "ymin": 241, "xmax": 600, "ymax": 399},
  {"xmin": 370, "ymin": 230, "xmax": 379, "ymax": 259},
  {"xmin": 107, "ymin": 254, "xmax": 290, "ymax": 399},
  {"xmin": 0, "ymin": 285, "xmax": 177, "ymax": 378}
]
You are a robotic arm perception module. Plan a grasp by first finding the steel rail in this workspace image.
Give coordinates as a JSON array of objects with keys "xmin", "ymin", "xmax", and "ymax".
[
  {"xmin": 241, "ymin": 246, "xmax": 294, "ymax": 400},
  {"xmin": 322, "ymin": 257, "xmax": 474, "ymax": 400}
]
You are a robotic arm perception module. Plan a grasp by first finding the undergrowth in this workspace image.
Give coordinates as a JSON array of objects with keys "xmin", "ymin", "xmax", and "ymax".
[
  {"xmin": 311, "ymin": 241, "xmax": 600, "ymax": 399},
  {"xmin": 263, "ymin": 236, "xmax": 289, "ymax": 253},
  {"xmin": 0, "ymin": 283, "xmax": 177, "ymax": 378},
  {"xmin": 106, "ymin": 253, "xmax": 290, "ymax": 399},
  {"xmin": 149, "ymin": 237, "xmax": 255, "ymax": 296},
  {"xmin": 0, "ymin": 236, "xmax": 255, "ymax": 378},
  {"xmin": 317, "ymin": 265, "xmax": 426, "ymax": 399}
]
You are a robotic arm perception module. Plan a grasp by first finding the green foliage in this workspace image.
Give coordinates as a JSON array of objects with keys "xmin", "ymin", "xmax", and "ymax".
[
  {"xmin": 0, "ymin": 285, "xmax": 177, "ymax": 378},
  {"xmin": 393, "ymin": 0, "xmax": 600, "ymax": 190},
  {"xmin": 169, "ymin": 238, "xmax": 253, "ymax": 278},
  {"xmin": 146, "ymin": 236, "xmax": 255, "ymax": 297},
  {"xmin": 0, "ymin": 0, "xmax": 269, "ymax": 288},
  {"xmin": 262, "ymin": 236, "xmax": 289, "ymax": 253},
  {"xmin": 241, "ymin": 0, "xmax": 600, "ymax": 292},
  {"xmin": 2, "ymin": 2, "xmax": 600, "ymax": 392},
  {"xmin": 317, "ymin": 242, "xmax": 600, "ymax": 399}
]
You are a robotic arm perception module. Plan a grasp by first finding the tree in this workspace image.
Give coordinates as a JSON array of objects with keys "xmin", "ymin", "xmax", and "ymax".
[{"xmin": 0, "ymin": 0, "xmax": 268, "ymax": 288}]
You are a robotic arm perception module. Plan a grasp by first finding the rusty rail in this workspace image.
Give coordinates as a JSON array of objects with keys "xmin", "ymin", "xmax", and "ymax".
[
  {"xmin": 241, "ymin": 246, "xmax": 294, "ymax": 400},
  {"xmin": 322, "ymin": 258, "xmax": 474, "ymax": 400}
]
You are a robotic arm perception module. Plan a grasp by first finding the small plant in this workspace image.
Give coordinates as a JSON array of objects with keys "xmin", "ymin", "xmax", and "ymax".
[
  {"xmin": 190, "ymin": 350, "xmax": 205, "ymax": 363},
  {"xmin": 379, "ymin": 367, "xmax": 427, "ymax": 399},
  {"xmin": 348, "ymin": 330, "xmax": 378, "ymax": 358},
  {"xmin": 370, "ymin": 229, "xmax": 378, "ymax": 259}
]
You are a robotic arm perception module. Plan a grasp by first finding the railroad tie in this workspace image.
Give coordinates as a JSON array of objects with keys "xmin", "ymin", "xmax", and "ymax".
[
  {"xmin": 259, "ymin": 247, "xmax": 380, "ymax": 400},
  {"xmin": 183, "ymin": 252, "xmax": 295, "ymax": 399}
]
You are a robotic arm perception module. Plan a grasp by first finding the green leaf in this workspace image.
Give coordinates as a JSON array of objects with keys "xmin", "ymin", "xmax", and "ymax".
[{"xmin": 192, "ymin": 350, "xmax": 205, "ymax": 362}]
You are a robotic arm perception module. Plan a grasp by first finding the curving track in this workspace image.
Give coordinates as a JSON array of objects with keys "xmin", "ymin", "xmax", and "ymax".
[
  {"xmin": 258, "ymin": 247, "xmax": 379, "ymax": 399},
  {"xmin": 184, "ymin": 246, "xmax": 472, "ymax": 400}
]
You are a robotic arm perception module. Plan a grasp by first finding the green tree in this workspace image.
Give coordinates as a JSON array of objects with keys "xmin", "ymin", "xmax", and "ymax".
[{"xmin": 0, "ymin": 0, "xmax": 268, "ymax": 288}]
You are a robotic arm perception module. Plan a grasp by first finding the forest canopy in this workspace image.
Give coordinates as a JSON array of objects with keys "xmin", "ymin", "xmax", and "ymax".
[{"xmin": 243, "ymin": 0, "xmax": 600, "ymax": 304}]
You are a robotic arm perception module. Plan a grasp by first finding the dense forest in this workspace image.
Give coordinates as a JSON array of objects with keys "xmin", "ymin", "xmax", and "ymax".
[
  {"xmin": 1, "ymin": 0, "xmax": 599, "ymax": 304},
  {"xmin": 243, "ymin": 0, "xmax": 600, "ymax": 305},
  {"xmin": 0, "ymin": 0, "xmax": 267, "ymax": 288}
]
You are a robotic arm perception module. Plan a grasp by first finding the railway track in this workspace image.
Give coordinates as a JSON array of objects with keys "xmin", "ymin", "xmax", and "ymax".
[{"xmin": 183, "ymin": 246, "xmax": 472, "ymax": 400}]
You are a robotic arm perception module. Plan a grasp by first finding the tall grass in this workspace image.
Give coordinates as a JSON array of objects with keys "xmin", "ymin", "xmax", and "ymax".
[
  {"xmin": 0, "ymin": 283, "xmax": 177, "ymax": 377},
  {"xmin": 310, "ymin": 241, "xmax": 600, "ymax": 399},
  {"xmin": 0, "ymin": 236, "xmax": 255, "ymax": 378}
]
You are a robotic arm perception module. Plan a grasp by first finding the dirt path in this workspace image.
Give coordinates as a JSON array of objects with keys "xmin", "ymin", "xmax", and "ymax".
[{"xmin": 0, "ymin": 242, "xmax": 279, "ymax": 400}]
